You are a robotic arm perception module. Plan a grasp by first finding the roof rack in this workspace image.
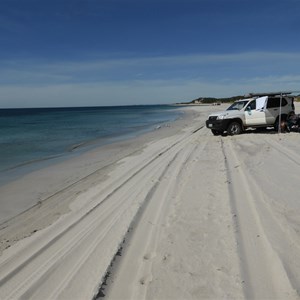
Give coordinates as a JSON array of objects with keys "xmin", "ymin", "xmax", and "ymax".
[{"xmin": 245, "ymin": 91, "xmax": 293, "ymax": 97}]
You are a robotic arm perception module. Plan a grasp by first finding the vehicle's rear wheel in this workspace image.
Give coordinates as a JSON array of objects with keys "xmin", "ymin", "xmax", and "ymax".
[
  {"xmin": 211, "ymin": 129, "xmax": 223, "ymax": 136},
  {"xmin": 274, "ymin": 115, "xmax": 287, "ymax": 132},
  {"xmin": 227, "ymin": 121, "xmax": 242, "ymax": 135}
]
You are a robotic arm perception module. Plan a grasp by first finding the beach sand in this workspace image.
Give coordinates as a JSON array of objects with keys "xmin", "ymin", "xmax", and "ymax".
[{"xmin": 1, "ymin": 104, "xmax": 300, "ymax": 299}]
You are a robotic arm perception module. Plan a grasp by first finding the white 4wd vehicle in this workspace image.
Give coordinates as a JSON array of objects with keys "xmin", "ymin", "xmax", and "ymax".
[{"xmin": 206, "ymin": 94, "xmax": 295, "ymax": 135}]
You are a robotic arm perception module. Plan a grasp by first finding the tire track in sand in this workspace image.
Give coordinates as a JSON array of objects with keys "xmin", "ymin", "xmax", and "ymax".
[
  {"xmin": 0, "ymin": 125, "xmax": 205, "ymax": 299},
  {"xmin": 222, "ymin": 137, "xmax": 299, "ymax": 299},
  {"xmin": 265, "ymin": 137, "xmax": 300, "ymax": 166},
  {"xmin": 101, "ymin": 136, "xmax": 206, "ymax": 300}
]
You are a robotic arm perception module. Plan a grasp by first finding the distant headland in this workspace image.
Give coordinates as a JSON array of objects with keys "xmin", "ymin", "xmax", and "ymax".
[
  {"xmin": 176, "ymin": 95, "xmax": 244, "ymax": 105},
  {"xmin": 176, "ymin": 94, "xmax": 300, "ymax": 105}
]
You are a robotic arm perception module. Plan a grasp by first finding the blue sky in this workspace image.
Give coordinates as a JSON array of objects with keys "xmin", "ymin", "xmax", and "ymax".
[{"xmin": 1, "ymin": 0, "xmax": 300, "ymax": 107}]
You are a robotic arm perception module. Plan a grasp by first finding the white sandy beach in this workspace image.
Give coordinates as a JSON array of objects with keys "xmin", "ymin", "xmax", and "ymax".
[{"xmin": 1, "ymin": 103, "xmax": 300, "ymax": 299}]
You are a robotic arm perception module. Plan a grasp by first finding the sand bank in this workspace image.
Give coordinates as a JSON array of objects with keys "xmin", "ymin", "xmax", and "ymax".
[{"xmin": 1, "ymin": 103, "xmax": 300, "ymax": 299}]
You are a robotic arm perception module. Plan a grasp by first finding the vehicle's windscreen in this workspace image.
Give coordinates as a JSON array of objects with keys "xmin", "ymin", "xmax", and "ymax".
[{"xmin": 227, "ymin": 101, "xmax": 248, "ymax": 111}]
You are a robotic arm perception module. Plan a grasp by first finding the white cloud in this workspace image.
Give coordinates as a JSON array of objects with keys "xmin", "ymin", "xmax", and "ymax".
[
  {"xmin": 0, "ymin": 52, "xmax": 300, "ymax": 107},
  {"xmin": 1, "ymin": 74, "xmax": 300, "ymax": 108},
  {"xmin": 2, "ymin": 51, "xmax": 300, "ymax": 81}
]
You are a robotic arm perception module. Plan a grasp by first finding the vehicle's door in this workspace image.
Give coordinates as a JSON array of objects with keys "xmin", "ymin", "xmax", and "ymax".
[
  {"xmin": 244, "ymin": 97, "xmax": 267, "ymax": 125},
  {"xmin": 265, "ymin": 97, "xmax": 285, "ymax": 124}
]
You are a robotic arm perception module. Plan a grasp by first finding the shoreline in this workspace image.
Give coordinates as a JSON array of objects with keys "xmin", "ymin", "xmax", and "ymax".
[
  {"xmin": 1, "ymin": 103, "xmax": 300, "ymax": 299},
  {"xmin": 0, "ymin": 105, "xmax": 221, "ymax": 225},
  {"xmin": 0, "ymin": 105, "xmax": 184, "ymax": 188}
]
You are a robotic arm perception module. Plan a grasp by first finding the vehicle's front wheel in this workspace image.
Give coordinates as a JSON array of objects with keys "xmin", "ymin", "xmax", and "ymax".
[
  {"xmin": 211, "ymin": 129, "xmax": 223, "ymax": 136},
  {"xmin": 227, "ymin": 121, "xmax": 242, "ymax": 135}
]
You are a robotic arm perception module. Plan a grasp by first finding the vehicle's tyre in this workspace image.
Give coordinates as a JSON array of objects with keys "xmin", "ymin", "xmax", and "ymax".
[
  {"xmin": 227, "ymin": 121, "xmax": 242, "ymax": 135},
  {"xmin": 274, "ymin": 115, "xmax": 287, "ymax": 132},
  {"xmin": 275, "ymin": 117, "xmax": 289, "ymax": 132},
  {"xmin": 211, "ymin": 129, "xmax": 223, "ymax": 136}
]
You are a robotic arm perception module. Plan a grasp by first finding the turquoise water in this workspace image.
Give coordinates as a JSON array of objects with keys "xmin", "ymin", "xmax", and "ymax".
[{"xmin": 0, "ymin": 105, "xmax": 181, "ymax": 183}]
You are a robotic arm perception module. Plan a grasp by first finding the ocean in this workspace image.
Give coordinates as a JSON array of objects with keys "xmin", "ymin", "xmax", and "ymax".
[{"xmin": 0, "ymin": 105, "xmax": 182, "ymax": 185}]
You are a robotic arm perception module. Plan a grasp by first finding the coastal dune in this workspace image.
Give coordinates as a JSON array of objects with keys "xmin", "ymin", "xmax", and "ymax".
[{"xmin": 1, "ymin": 104, "xmax": 300, "ymax": 299}]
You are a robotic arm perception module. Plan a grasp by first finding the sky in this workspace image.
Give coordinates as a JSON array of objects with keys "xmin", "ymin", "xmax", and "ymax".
[{"xmin": 0, "ymin": 0, "xmax": 300, "ymax": 108}]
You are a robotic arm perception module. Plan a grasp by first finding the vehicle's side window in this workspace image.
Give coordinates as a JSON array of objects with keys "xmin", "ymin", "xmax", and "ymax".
[
  {"xmin": 282, "ymin": 99, "xmax": 287, "ymax": 106},
  {"xmin": 267, "ymin": 97, "xmax": 279, "ymax": 108},
  {"xmin": 247, "ymin": 101, "xmax": 256, "ymax": 110},
  {"xmin": 267, "ymin": 97, "xmax": 288, "ymax": 108}
]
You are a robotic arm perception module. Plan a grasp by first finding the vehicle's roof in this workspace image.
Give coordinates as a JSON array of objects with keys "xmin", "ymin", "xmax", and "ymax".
[{"xmin": 235, "ymin": 95, "xmax": 294, "ymax": 103}]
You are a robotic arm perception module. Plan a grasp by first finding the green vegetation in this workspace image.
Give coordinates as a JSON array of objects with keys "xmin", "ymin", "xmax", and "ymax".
[
  {"xmin": 178, "ymin": 95, "xmax": 244, "ymax": 105},
  {"xmin": 195, "ymin": 96, "xmax": 243, "ymax": 104},
  {"xmin": 178, "ymin": 94, "xmax": 300, "ymax": 105}
]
